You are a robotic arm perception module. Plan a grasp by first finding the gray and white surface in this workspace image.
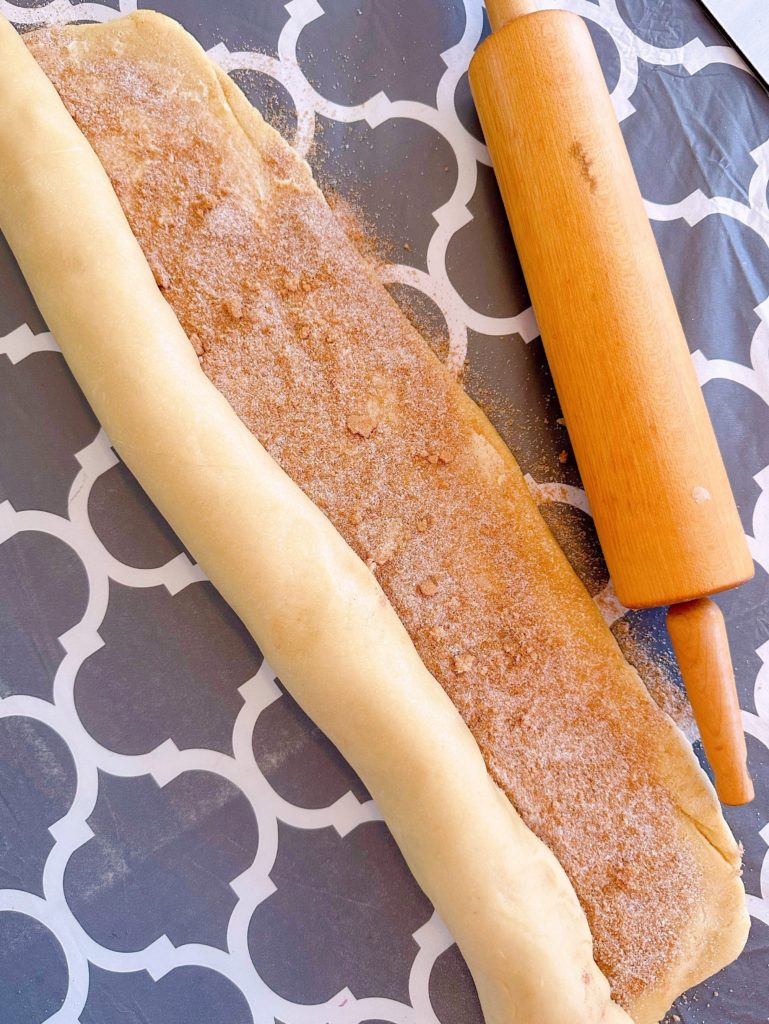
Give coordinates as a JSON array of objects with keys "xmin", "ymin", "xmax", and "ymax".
[
  {"xmin": 1, "ymin": 0, "xmax": 768, "ymax": 1022},
  {"xmin": 698, "ymin": 0, "xmax": 769, "ymax": 88}
]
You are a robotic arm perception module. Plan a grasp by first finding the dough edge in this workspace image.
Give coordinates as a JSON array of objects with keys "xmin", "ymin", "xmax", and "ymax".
[{"xmin": 0, "ymin": 12, "xmax": 748, "ymax": 1023}]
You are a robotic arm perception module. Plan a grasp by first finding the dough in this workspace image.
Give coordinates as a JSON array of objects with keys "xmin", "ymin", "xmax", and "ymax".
[{"xmin": 0, "ymin": 13, "xmax": 748, "ymax": 1023}]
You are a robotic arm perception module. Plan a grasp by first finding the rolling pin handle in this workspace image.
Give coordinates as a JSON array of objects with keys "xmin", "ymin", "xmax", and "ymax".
[
  {"xmin": 667, "ymin": 598, "xmax": 754, "ymax": 806},
  {"xmin": 485, "ymin": 0, "xmax": 537, "ymax": 33}
]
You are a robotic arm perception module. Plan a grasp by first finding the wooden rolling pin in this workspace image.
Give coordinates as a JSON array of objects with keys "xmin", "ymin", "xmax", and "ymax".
[{"xmin": 470, "ymin": 0, "xmax": 755, "ymax": 803}]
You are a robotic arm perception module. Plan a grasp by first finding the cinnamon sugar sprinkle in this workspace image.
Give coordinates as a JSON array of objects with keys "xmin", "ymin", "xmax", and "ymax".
[
  {"xmin": 613, "ymin": 619, "xmax": 698, "ymax": 744},
  {"xmin": 30, "ymin": 28, "xmax": 704, "ymax": 1007}
]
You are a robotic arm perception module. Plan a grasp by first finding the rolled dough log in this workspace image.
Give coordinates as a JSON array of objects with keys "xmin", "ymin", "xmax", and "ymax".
[{"xmin": 0, "ymin": 13, "xmax": 748, "ymax": 1024}]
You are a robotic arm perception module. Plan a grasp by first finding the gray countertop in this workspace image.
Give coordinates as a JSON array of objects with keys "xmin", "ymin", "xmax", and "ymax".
[{"xmin": 0, "ymin": 1, "xmax": 767, "ymax": 1022}]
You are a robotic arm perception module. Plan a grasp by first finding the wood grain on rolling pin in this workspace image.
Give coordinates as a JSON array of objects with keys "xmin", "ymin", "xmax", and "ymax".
[
  {"xmin": 469, "ymin": 12, "xmax": 753, "ymax": 609},
  {"xmin": 668, "ymin": 599, "xmax": 754, "ymax": 805}
]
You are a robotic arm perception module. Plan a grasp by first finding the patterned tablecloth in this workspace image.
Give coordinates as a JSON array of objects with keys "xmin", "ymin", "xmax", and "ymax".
[{"xmin": 1, "ymin": 0, "xmax": 768, "ymax": 1021}]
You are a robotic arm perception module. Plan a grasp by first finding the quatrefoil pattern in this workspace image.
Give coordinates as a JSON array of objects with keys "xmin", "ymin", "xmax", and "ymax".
[{"xmin": 0, "ymin": 1, "xmax": 767, "ymax": 1022}]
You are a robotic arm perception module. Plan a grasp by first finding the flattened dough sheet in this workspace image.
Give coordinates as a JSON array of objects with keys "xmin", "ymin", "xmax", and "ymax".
[{"xmin": 0, "ymin": 13, "xmax": 749, "ymax": 1024}]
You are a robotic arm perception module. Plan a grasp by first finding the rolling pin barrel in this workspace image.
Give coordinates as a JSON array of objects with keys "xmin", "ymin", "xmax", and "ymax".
[
  {"xmin": 469, "ymin": 10, "xmax": 752, "ymax": 609},
  {"xmin": 470, "ymin": 4, "xmax": 754, "ymax": 803}
]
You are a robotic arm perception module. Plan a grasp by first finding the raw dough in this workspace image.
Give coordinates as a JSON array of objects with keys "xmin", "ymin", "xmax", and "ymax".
[{"xmin": 0, "ymin": 13, "xmax": 748, "ymax": 1024}]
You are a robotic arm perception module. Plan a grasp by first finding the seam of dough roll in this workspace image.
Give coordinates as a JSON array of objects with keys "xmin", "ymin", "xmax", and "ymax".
[{"xmin": 0, "ymin": 13, "xmax": 748, "ymax": 1024}]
